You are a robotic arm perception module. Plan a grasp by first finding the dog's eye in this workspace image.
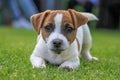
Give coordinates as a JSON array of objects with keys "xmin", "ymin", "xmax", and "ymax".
[
  {"xmin": 64, "ymin": 24, "xmax": 74, "ymax": 33},
  {"xmin": 44, "ymin": 24, "xmax": 54, "ymax": 32}
]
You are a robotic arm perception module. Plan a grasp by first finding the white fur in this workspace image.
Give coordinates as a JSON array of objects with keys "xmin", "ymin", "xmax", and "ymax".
[
  {"xmin": 54, "ymin": 13, "xmax": 63, "ymax": 33},
  {"xmin": 30, "ymin": 13, "xmax": 98, "ymax": 70}
]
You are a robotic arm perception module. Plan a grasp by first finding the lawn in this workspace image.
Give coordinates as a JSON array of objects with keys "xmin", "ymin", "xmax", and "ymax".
[{"xmin": 0, "ymin": 27, "xmax": 120, "ymax": 80}]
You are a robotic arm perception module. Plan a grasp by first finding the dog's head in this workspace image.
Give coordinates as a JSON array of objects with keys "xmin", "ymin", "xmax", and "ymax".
[{"xmin": 31, "ymin": 9, "xmax": 88, "ymax": 54}]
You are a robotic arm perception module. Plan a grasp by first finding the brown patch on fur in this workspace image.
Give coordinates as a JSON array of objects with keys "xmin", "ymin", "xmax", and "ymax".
[
  {"xmin": 61, "ymin": 9, "xmax": 88, "ymax": 43},
  {"xmin": 61, "ymin": 11, "xmax": 76, "ymax": 43},
  {"xmin": 68, "ymin": 9, "xmax": 88, "ymax": 28},
  {"xmin": 30, "ymin": 10, "xmax": 51, "ymax": 34},
  {"xmin": 30, "ymin": 9, "xmax": 88, "ymax": 43},
  {"xmin": 41, "ymin": 12, "xmax": 57, "ymax": 40}
]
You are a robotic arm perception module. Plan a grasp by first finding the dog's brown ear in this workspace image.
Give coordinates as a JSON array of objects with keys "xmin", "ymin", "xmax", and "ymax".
[
  {"xmin": 68, "ymin": 9, "xmax": 88, "ymax": 28},
  {"xmin": 30, "ymin": 10, "xmax": 51, "ymax": 34}
]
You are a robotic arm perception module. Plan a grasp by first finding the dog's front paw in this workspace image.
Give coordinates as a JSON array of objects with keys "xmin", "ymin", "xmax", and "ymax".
[
  {"xmin": 59, "ymin": 65, "xmax": 74, "ymax": 71},
  {"xmin": 30, "ymin": 57, "xmax": 46, "ymax": 68},
  {"xmin": 58, "ymin": 61, "xmax": 79, "ymax": 71}
]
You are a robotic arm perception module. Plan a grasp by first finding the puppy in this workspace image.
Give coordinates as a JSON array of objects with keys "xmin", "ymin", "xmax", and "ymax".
[{"xmin": 30, "ymin": 9, "xmax": 98, "ymax": 70}]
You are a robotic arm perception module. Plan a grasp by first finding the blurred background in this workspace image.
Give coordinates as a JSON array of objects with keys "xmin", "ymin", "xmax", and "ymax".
[{"xmin": 0, "ymin": 0, "xmax": 120, "ymax": 30}]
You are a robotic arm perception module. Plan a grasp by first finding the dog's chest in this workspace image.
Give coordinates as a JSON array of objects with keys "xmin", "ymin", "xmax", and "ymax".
[{"xmin": 44, "ymin": 49, "xmax": 73, "ymax": 64}]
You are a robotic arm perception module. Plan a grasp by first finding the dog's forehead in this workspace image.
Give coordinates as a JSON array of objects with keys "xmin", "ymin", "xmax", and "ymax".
[
  {"xmin": 50, "ymin": 10, "xmax": 70, "ymax": 16},
  {"xmin": 44, "ymin": 10, "xmax": 73, "ymax": 24}
]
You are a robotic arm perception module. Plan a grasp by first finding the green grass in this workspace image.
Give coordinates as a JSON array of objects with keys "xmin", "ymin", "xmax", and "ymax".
[{"xmin": 0, "ymin": 27, "xmax": 120, "ymax": 80}]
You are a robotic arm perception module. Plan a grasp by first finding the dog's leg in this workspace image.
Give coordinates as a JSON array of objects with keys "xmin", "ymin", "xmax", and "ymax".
[
  {"xmin": 81, "ymin": 47, "xmax": 98, "ymax": 61},
  {"xmin": 30, "ymin": 54, "xmax": 46, "ymax": 68},
  {"xmin": 81, "ymin": 25, "xmax": 98, "ymax": 61},
  {"xmin": 30, "ymin": 36, "xmax": 47, "ymax": 68},
  {"xmin": 59, "ymin": 57, "xmax": 80, "ymax": 70}
]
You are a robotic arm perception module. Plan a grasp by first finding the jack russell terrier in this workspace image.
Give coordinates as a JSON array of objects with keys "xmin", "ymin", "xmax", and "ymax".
[{"xmin": 30, "ymin": 9, "xmax": 98, "ymax": 70}]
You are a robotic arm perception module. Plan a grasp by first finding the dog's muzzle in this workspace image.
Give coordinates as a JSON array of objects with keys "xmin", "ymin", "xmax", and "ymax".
[
  {"xmin": 52, "ymin": 39, "xmax": 63, "ymax": 48},
  {"xmin": 51, "ymin": 39, "xmax": 64, "ymax": 54}
]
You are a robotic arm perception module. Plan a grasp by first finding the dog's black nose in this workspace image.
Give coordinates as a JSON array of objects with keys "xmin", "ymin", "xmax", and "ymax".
[{"xmin": 52, "ymin": 39, "xmax": 63, "ymax": 48}]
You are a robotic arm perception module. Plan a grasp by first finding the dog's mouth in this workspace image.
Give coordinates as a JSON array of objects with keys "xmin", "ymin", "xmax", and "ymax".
[{"xmin": 51, "ymin": 48, "xmax": 64, "ymax": 54}]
